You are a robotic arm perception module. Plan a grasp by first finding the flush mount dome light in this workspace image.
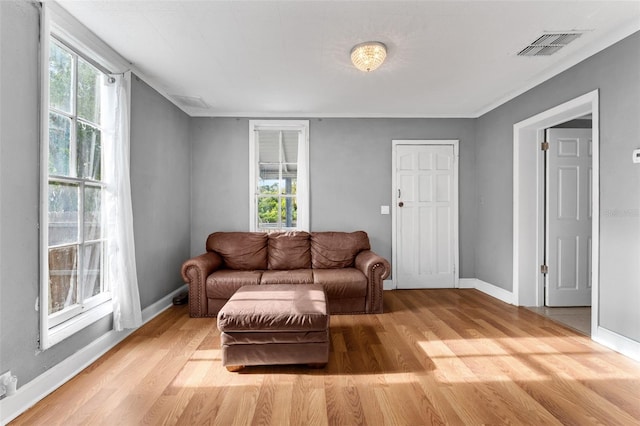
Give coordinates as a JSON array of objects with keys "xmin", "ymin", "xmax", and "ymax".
[{"xmin": 350, "ymin": 41, "xmax": 387, "ymax": 72}]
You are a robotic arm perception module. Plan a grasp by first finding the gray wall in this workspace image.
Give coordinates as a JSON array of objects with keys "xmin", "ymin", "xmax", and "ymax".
[
  {"xmin": 190, "ymin": 117, "xmax": 477, "ymax": 278},
  {"xmin": 0, "ymin": 1, "xmax": 190, "ymax": 388},
  {"xmin": 130, "ymin": 76, "xmax": 191, "ymax": 308},
  {"xmin": 475, "ymin": 31, "xmax": 640, "ymax": 341}
]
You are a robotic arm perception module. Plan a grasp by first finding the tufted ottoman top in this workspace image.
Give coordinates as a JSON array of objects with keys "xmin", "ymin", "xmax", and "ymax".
[{"xmin": 217, "ymin": 284, "xmax": 328, "ymax": 333}]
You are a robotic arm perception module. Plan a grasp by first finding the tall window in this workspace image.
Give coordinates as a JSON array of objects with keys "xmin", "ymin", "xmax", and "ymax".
[
  {"xmin": 249, "ymin": 120, "xmax": 309, "ymax": 232},
  {"xmin": 45, "ymin": 38, "xmax": 112, "ymax": 335}
]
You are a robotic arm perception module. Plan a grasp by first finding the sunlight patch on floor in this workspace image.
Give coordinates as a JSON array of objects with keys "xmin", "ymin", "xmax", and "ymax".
[
  {"xmin": 191, "ymin": 349, "xmax": 220, "ymax": 360},
  {"xmin": 416, "ymin": 337, "xmax": 627, "ymax": 383}
]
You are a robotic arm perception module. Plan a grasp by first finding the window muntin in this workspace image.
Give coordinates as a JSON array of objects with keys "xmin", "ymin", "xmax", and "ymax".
[{"xmin": 46, "ymin": 39, "xmax": 109, "ymax": 326}]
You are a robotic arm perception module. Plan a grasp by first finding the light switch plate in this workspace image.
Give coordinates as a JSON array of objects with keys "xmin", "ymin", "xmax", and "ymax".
[
  {"xmin": 633, "ymin": 149, "xmax": 640, "ymax": 164},
  {"xmin": 380, "ymin": 205, "xmax": 390, "ymax": 215}
]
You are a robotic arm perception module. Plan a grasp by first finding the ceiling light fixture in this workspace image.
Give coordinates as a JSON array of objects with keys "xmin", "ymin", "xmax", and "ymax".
[{"xmin": 350, "ymin": 41, "xmax": 387, "ymax": 72}]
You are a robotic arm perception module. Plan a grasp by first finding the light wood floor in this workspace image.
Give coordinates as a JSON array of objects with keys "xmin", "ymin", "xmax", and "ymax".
[
  {"xmin": 526, "ymin": 306, "xmax": 591, "ymax": 336},
  {"xmin": 12, "ymin": 289, "xmax": 640, "ymax": 425}
]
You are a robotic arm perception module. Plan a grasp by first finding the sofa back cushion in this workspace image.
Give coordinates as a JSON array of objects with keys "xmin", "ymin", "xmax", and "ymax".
[
  {"xmin": 310, "ymin": 231, "xmax": 370, "ymax": 269},
  {"xmin": 206, "ymin": 232, "xmax": 268, "ymax": 270},
  {"xmin": 267, "ymin": 231, "xmax": 311, "ymax": 270}
]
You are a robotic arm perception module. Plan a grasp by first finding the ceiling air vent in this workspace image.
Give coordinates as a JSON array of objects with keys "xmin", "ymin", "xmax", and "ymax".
[
  {"xmin": 171, "ymin": 95, "xmax": 210, "ymax": 109},
  {"xmin": 517, "ymin": 32, "xmax": 582, "ymax": 57}
]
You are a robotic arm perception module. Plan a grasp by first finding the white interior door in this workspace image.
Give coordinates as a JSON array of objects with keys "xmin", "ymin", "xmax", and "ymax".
[
  {"xmin": 393, "ymin": 141, "xmax": 458, "ymax": 289},
  {"xmin": 545, "ymin": 128, "xmax": 592, "ymax": 306}
]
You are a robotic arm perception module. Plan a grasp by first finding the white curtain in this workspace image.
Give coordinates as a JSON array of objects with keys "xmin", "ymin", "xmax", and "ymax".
[
  {"xmin": 104, "ymin": 72, "xmax": 142, "ymax": 331},
  {"xmin": 296, "ymin": 129, "xmax": 310, "ymax": 231}
]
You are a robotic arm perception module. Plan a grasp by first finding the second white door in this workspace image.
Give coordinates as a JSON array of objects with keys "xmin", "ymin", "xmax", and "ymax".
[
  {"xmin": 394, "ymin": 141, "xmax": 458, "ymax": 289},
  {"xmin": 545, "ymin": 128, "xmax": 592, "ymax": 306}
]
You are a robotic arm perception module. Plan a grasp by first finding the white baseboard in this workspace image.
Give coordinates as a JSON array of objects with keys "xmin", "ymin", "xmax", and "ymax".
[
  {"xmin": 459, "ymin": 278, "xmax": 515, "ymax": 305},
  {"xmin": 0, "ymin": 285, "xmax": 187, "ymax": 425},
  {"xmin": 384, "ymin": 278, "xmax": 515, "ymax": 306},
  {"xmin": 593, "ymin": 326, "xmax": 640, "ymax": 362},
  {"xmin": 462, "ymin": 279, "xmax": 640, "ymax": 361},
  {"xmin": 458, "ymin": 278, "xmax": 477, "ymax": 289}
]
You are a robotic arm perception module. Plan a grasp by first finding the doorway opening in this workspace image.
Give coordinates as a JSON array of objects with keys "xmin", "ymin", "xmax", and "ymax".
[{"xmin": 513, "ymin": 90, "xmax": 599, "ymax": 337}]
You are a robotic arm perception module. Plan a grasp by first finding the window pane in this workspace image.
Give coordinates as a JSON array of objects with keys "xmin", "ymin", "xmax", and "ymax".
[
  {"xmin": 281, "ymin": 130, "xmax": 299, "ymax": 161},
  {"xmin": 280, "ymin": 174, "xmax": 297, "ymax": 195},
  {"xmin": 77, "ymin": 59, "xmax": 102, "ymax": 124},
  {"xmin": 257, "ymin": 130, "xmax": 280, "ymax": 163},
  {"xmin": 258, "ymin": 176, "xmax": 279, "ymax": 195},
  {"xmin": 84, "ymin": 186, "xmax": 102, "ymax": 240},
  {"xmin": 257, "ymin": 196, "xmax": 280, "ymax": 228},
  {"xmin": 49, "ymin": 182, "xmax": 79, "ymax": 246},
  {"xmin": 49, "ymin": 42, "xmax": 73, "ymax": 114},
  {"xmin": 258, "ymin": 130, "xmax": 280, "ymax": 194},
  {"xmin": 281, "ymin": 196, "xmax": 297, "ymax": 228},
  {"xmin": 49, "ymin": 113, "xmax": 71, "ymax": 176},
  {"xmin": 82, "ymin": 243, "xmax": 103, "ymax": 299},
  {"xmin": 48, "ymin": 245, "xmax": 78, "ymax": 314},
  {"xmin": 76, "ymin": 122, "xmax": 102, "ymax": 180}
]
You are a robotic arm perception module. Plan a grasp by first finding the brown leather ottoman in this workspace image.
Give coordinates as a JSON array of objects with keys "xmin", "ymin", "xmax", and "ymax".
[{"xmin": 217, "ymin": 284, "xmax": 329, "ymax": 371}]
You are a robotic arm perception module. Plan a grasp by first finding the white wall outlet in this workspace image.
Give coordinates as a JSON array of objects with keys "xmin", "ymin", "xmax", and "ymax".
[
  {"xmin": 633, "ymin": 148, "xmax": 640, "ymax": 164},
  {"xmin": 380, "ymin": 205, "xmax": 390, "ymax": 215}
]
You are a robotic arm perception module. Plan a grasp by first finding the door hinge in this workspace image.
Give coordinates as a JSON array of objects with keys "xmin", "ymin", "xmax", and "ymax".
[
  {"xmin": 540, "ymin": 264, "xmax": 549, "ymax": 274},
  {"xmin": 541, "ymin": 141, "xmax": 550, "ymax": 151}
]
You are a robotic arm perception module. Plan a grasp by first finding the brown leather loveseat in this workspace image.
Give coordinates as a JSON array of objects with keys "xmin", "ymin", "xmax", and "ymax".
[{"xmin": 181, "ymin": 231, "xmax": 390, "ymax": 317}]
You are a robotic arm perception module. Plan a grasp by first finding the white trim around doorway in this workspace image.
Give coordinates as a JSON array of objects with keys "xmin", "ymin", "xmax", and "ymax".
[{"xmin": 512, "ymin": 90, "xmax": 599, "ymax": 331}]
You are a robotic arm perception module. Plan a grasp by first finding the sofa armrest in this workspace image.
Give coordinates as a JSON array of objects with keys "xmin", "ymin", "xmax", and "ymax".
[
  {"xmin": 355, "ymin": 250, "xmax": 391, "ymax": 314},
  {"xmin": 181, "ymin": 252, "xmax": 224, "ymax": 317}
]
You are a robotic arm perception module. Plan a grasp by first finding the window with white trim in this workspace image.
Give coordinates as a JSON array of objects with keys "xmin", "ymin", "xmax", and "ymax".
[
  {"xmin": 42, "ymin": 37, "xmax": 114, "ymax": 346},
  {"xmin": 249, "ymin": 120, "xmax": 310, "ymax": 232}
]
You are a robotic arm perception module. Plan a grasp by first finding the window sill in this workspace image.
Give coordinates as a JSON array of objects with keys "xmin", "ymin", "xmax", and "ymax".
[{"xmin": 44, "ymin": 300, "xmax": 113, "ymax": 349}]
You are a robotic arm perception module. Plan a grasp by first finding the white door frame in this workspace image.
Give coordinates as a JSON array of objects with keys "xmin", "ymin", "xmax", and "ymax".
[
  {"xmin": 391, "ymin": 140, "xmax": 460, "ymax": 290},
  {"xmin": 512, "ymin": 90, "xmax": 599, "ymax": 334}
]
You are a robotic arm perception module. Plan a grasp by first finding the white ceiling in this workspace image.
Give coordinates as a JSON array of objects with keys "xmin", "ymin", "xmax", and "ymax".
[{"xmin": 56, "ymin": 1, "xmax": 640, "ymax": 118}]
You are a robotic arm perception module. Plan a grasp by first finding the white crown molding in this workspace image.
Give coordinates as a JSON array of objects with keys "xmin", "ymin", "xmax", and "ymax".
[
  {"xmin": 474, "ymin": 17, "xmax": 640, "ymax": 118},
  {"xmin": 50, "ymin": 2, "xmax": 639, "ymax": 120},
  {"xmin": 186, "ymin": 110, "xmax": 475, "ymax": 119},
  {"xmin": 48, "ymin": 1, "xmax": 191, "ymax": 117}
]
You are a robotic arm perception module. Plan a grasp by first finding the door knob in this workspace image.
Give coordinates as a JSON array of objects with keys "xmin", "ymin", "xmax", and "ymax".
[{"xmin": 398, "ymin": 201, "xmax": 404, "ymax": 207}]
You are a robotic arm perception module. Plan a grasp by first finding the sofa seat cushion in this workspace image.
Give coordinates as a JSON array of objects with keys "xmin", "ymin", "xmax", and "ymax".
[
  {"xmin": 313, "ymin": 268, "xmax": 367, "ymax": 298},
  {"xmin": 206, "ymin": 270, "xmax": 263, "ymax": 299},
  {"xmin": 267, "ymin": 231, "xmax": 311, "ymax": 270},
  {"xmin": 310, "ymin": 231, "xmax": 371, "ymax": 268},
  {"xmin": 206, "ymin": 232, "xmax": 268, "ymax": 270},
  {"xmin": 261, "ymin": 269, "xmax": 313, "ymax": 285}
]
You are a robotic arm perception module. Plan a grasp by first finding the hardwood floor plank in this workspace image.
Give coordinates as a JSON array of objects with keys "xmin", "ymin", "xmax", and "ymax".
[
  {"xmin": 11, "ymin": 289, "xmax": 640, "ymax": 426},
  {"xmin": 289, "ymin": 374, "xmax": 328, "ymax": 425},
  {"xmin": 324, "ymin": 375, "xmax": 366, "ymax": 426}
]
